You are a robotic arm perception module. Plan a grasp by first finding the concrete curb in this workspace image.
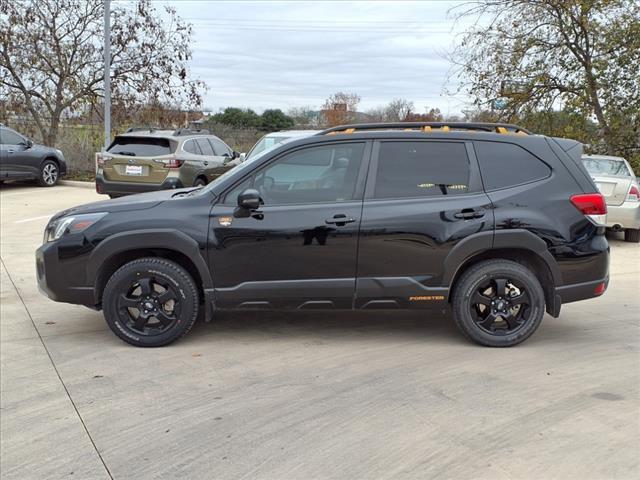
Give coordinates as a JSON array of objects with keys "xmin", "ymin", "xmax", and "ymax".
[{"xmin": 59, "ymin": 180, "xmax": 94, "ymax": 189}]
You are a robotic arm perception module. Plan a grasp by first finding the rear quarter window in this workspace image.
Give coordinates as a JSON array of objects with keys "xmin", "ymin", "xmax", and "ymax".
[
  {"xmin": 108, "ymin": 136, "xmax": 175, "ymax": 156},
  {"xmin": 474, "ymin": 141, "xmax": 551, "ymax": 191}
]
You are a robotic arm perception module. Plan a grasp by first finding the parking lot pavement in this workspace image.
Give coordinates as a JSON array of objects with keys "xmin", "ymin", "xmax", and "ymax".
[{"xmin": 1, "ymin": 183, "xmax": 639, "ymax": 480}]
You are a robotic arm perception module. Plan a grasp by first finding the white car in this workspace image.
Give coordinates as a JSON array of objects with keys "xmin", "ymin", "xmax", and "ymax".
[
  {"xmin": 242, "ymin": 130, "xmax": 321, "ymax": 161},
  {"xmin": 582, "ymin": 154, "xmax": 640, "ymax": 242}
]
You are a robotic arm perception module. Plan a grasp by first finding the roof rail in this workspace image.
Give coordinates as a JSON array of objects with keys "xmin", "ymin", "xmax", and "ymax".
[
  {"xmin": 124, "ymin": 126, "xmax": 163, "ymax": 133},
  {"xmin": 172, "ymin": 128, "xmax": 211, "ymax": 136},
  {"xmin": 318, "ymin": 122, "xmax": 531, "ymax": 135}
]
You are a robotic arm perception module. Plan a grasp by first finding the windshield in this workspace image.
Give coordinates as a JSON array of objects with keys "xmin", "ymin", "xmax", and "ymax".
[
  {"xmin": 247, "ymin": 136, "xmax": 290, "ymax": 159},
  {"xmin": 582, "ymin": 158, "xmax": 631, "ymax": 177}
]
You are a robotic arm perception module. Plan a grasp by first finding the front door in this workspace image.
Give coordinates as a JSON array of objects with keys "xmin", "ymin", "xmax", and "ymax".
[
  {"xmin": 208, "ymin": 141, "xmax": 370, "ymax": 309},
  {"xmin": 355, "ymin": 139, "xmax": 494, "ymax": 309}
]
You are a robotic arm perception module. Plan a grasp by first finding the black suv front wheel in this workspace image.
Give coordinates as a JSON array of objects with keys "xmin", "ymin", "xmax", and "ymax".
[
  {"xmin": 102, "ymin": 258, "xmax": 199, "ymax": 347},
  {"xmin": 452, "ymin": 259, "xmax": 545, "ymax": 347}
]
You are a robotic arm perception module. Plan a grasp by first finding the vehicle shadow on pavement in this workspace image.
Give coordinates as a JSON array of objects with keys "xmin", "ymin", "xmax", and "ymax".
[{"xmin": 184, "ymin": 310, "xmax": 471, "ymax": 346}]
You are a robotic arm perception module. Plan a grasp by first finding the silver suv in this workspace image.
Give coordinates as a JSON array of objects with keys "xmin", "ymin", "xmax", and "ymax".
[{"xmin": 95, "ymin": 128, "xmax": 239, "ymax": 197}]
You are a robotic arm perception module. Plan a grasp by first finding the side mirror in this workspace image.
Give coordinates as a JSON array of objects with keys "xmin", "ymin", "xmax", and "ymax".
[
  {"xmin": 24, "ymin": 139, "xmax": 33, "ymax": 149},
  {"xmin": 239, "ymin": 153, "xmax": 246, "ymax": 162},
  {"xmin": 237, "ymin": 188, "xmax": 261, "ymax": 210},
  {"xmin": 232, "ymin": 150, "xmax": 240, "ymax": 160}
]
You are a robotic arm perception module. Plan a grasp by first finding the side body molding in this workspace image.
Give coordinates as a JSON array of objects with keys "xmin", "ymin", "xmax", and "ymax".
[{"xmin": 87, "ymin": 229, "xmax": 213, "ymax": 290}]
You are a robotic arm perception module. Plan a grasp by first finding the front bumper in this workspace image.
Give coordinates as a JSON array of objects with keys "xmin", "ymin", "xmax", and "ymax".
[
  {"xmin": 95, "ymin": 173, "xmax": 183, "ymax": 197},
  {"xmin": 606, "ymin": 201, "xmax": 640, "ymax": 230},
  {"xmin": 36, "ymin": 242, "xmax": 96, "ymax": 308}
]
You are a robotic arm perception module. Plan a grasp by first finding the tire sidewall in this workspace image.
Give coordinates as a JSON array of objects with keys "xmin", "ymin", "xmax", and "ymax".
[
  {"xmin": 103, "ymin": 259, "xmax": 199, "ymax": 347},
  {"xmin": 454, "ymin": 262, "xmax": 545, "ymax": 347}
]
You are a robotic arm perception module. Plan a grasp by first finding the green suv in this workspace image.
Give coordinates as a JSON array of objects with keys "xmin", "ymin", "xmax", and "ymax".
[{"xmin": 95, "ymin": 128, "xmax": 239, "ymax": 197}]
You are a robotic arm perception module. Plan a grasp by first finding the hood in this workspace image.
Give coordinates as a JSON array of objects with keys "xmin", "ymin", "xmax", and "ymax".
[{"xmin": 49, "ymin": 188, "xmax": 187, "ymax": 222}]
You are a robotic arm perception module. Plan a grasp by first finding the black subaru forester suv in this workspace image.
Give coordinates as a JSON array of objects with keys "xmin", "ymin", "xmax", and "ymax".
[{"xmin": 36, "ymin": 123, "xmax": 609, "ymax": 347}]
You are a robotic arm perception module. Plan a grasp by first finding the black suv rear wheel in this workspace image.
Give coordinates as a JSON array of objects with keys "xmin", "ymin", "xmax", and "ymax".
[
  {"xmin": 102, "ymin": 258, "xmax": 199, "ymax": 347},
  {"xmin": 452, "ymin": 259, "xmax": 545, "ymax": 347}
]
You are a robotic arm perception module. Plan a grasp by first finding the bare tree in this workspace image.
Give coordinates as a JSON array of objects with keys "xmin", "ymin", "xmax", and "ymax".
[
  {"xmin": 450, "ymin": 0, "xmax": 640, "ymax": 157},
  {"xmin": 0, "ymin": 0, "xmax": 204, "ymax": 145},
  {"xmin": 384, "ymin": 98, "xmax": 414, "ymax": 121}
]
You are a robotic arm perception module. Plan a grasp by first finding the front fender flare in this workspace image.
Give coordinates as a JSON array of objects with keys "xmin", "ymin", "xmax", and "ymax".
[{"xmin": 87, "ymin": 228, "xmax": 213, "ymax": 291}]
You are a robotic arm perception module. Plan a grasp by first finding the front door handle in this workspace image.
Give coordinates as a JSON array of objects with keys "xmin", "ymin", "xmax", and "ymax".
[
  {"xmin": 454, "ymin": 208, "xmax": 485, "ymax": 220},
  {"xmin": 325, "ymin": 214, "xmax": 356, "ymax": 226}
]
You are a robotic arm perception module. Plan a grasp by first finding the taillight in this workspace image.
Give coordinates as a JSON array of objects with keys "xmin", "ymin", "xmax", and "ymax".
[
  {"xmin": 570, "ymin": 193, "xmax": 607, "ymax": 225},
  {"xmin": 156, "ymin": 158, "xmax": 184, "ymax": 169},
  {"xmin": 95, "ymin": 152, "xmax": 107, "ymax": 167},
  {"xmin": 628, "ymin": 184, "xmax": 639, "ymax": 202}
]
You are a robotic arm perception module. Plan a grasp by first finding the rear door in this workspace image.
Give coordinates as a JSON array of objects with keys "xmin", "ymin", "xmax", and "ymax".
[
  {"xmin": 103, "ymin": 135, "xmax": 176, "ymax": 184},
  {"xmin": 355, "ymin": 139, "xmax": 493, "ymax": 309}
]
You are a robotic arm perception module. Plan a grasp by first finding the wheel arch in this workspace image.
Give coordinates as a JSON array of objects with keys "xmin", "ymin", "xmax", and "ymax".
[
  {"xmin": 444, "ymin": 229, "xmax": 563, "ymax": 317},
  {"xmin": 88, "ymin": 229, "xmax": 213, "ymax": 304}
]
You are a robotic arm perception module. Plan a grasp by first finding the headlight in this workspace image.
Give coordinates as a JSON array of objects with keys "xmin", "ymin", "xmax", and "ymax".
[{"xmin": 45, "ymin": 212, "xmax": 107, "ymax": 242}]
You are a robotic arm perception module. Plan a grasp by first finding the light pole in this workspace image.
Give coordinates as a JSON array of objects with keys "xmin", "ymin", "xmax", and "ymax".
[{"xmin": 103, "ymin": 0, "xmax": 111, "ymax": 151}]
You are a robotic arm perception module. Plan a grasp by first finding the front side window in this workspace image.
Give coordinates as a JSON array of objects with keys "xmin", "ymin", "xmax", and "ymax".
[
  {"xmin": 373, "ymin": 141, "xmax": 470, "ymax": 199},
  {"xmin": 210, "ymin": 138, "xmax": 232, "ymax": 156},
  {"xmin": 226, "ymin": 143, "xmax": 365, "ymax": 205},
  {"xmin": 0, "ymin": 128, "xmax": 26, "ymax": 146}
]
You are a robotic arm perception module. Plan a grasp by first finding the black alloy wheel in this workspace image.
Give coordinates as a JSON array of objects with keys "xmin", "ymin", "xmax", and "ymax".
[
  {"xmin": 117, "ymin": 276, "xmax": 181, "ymax": 336},
  {"xmin": 470, "ymin": 277, "xmax": 531, "ymax": 335},
  {"xmin": 103, "ymin": 258, "xmax": 199, "ymax": 347},
  {"xmin": 452, "ymin": 259, "xmax": 545, "ymax": 347}
]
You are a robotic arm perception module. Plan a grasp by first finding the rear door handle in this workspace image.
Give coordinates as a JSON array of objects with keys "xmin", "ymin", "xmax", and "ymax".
[
  {"xmin": 325, "ymin": 214, "xmax": 356, "ymax": 226},
  {"xmin": 454, "ymin": 208, "xmax": 485, "ymax": 219}
]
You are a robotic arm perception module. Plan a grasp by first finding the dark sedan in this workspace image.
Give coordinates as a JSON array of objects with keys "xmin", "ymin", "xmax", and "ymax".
[{"xmin": 0, "ymin": 125, "xmax": 67, "ymax": 186}]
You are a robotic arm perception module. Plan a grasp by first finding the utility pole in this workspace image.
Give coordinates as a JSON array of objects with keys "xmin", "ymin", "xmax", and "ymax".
[{"xmin": 103, "ymin": 0, "xmax": 111, "ymax": 150}]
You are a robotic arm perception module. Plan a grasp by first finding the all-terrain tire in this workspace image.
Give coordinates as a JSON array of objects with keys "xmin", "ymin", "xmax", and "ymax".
[
  {"xmin": 452, "ymin": 259, "xmax": 545, "ymax": 347},
  {"xmin": 102, "ymin": 257, "xmax": 199, "ymax": 347}
]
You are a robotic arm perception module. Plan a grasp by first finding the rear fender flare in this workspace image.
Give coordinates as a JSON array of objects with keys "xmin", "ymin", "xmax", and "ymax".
[{"xmin": 442, "ymin": 229, "xmax": 562, "ymax": 287}]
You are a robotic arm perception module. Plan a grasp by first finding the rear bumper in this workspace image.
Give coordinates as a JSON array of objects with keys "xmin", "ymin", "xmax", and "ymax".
[
  {"xmin": 606, "ymin": 201, "xmax": 640, "ymax": 230},
  {"xmin": 95, "ymin": 173, "xmax": 183, "ymax": 196}
]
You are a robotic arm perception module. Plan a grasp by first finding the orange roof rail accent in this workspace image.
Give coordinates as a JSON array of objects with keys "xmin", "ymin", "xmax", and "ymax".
[
  {"xmin": 496, "ymin": 126, "xmax": 508, "ymax": 134},
  {"xmin": 344, "ymin": 128, "xmax": 355, "ymax": 134},
  {"xmin": 422, "ymin": 126, "xmax": 432, "ymax": 132},
  {"xmin": 441, "ymin": 125, "xmax": 450, "ymax": 132}
]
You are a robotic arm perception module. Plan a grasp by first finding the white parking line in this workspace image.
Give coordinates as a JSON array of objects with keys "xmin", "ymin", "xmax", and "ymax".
[{"xmin": 14, "ymin": 215, "xmax": 53, "ymax": 224}]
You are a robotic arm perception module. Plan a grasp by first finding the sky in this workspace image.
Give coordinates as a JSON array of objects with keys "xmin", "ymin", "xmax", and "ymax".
[{"xmin": 152, "ymin": 0, "xmax": 474, "ymax": 116}]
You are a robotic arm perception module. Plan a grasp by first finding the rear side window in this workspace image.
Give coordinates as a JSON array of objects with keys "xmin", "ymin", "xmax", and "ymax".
[
  {"xmin": 196, "ymin": 138, "xmax": 214, "ymax": 156},
  {"xmin": 108, "ymin": 136, "xmax": 174, "ymax": 156},
  {"xmin": 183, "ymin": 139, "xmax": 201, "ymax": 155},
  {"xmin": 374, "ymin": 141, "xmax": 470, "ymax": 198},
  {"xmin": 475, "ymin": 141, "xmax": 551, "ymax": 190}
]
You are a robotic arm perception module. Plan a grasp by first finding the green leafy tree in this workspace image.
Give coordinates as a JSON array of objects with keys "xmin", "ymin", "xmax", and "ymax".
[
  {"xmin": 451, "ymin": 0, "xmax": 640, "ymax": 170},
  {"xmin": 209, "ymin": 107, "xmax": 261, "ymax": 129},
  {"xmin": 260, "ymin": 109, "xmax": 294, "ymax": 132},
  {"xmin": 0, "ymin": 0, "xmax": 204, "ymax": 146}
]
